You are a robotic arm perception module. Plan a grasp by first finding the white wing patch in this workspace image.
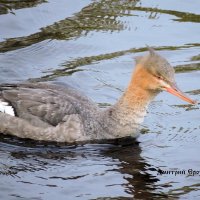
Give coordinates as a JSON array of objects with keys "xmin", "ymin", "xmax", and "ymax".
[{"xmin": 0, "ymin": 99, "xmax": 15, "ymax": 116}]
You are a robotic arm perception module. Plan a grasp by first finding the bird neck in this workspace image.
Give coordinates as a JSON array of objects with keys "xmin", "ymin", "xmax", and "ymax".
[
  {"xmin": 100, "ymin": 66, "xmax": 159, "ymax": 139},
  {"xmin": 115, "ymin": 82, "xmax": 156, "ymax": 117}
]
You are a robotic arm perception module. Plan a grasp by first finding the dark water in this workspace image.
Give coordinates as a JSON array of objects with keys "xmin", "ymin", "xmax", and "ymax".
[{"xmin": 0, "ymin": 0, "xmax": 200, "ymax": 199}]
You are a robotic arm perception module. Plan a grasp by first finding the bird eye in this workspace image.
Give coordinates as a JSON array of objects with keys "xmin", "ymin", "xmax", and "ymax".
[{"xmin": 155, "ymin": 75, "xmax": 162, "ymax": 80}]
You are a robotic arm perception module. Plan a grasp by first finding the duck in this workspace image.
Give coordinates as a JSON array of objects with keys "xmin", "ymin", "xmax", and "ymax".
[{"xmin": 0, "ymin": 48, "xmax": 196, "ymax": 143}]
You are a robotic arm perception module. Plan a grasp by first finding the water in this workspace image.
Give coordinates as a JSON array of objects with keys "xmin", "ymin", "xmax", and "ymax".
[{"xmin": 0, "ymin": 0, "xmax": 200, "ymax": 199}]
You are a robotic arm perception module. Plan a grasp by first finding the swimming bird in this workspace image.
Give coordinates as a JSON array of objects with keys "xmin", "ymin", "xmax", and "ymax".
[{"xmin": 0, "ymin": 48, "xmax": 196, "ymax": 143}]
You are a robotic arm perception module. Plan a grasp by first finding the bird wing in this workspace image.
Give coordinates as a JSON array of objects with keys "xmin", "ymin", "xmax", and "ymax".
[{"xmin": 0, "ymin": 83, "xmax": 94, "ymax": 127}]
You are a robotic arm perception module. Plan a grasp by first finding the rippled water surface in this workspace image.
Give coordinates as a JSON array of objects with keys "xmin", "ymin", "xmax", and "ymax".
[{"xmin": 0, "ymin": 0, "xmax": 200, "ymax": 199}]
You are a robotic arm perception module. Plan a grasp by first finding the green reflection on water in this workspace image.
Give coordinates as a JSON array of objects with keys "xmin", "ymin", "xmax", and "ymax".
[
  {"xmin": 0, "ymin": 0, "xmax": 138, "ymax": 52},
  {"xmin": 134, "ymin": 6, "xmax": 200, "ymax": 23},
  {"xmin": 1, "ymin": 0, "xmax": 200, "ymax": 53},
  {"xmin": 29, "ymin": 45, "xmax": 200, "ymax": 82},
  {"xmin": 0, "ymin": 0, "xmax": 47, "ymax": 15}
]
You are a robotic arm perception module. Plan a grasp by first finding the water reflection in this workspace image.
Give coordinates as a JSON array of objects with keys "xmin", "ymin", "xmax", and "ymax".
[
  {"xmin": 134, "ymin": 6, "xmax": 200, "ymax": 23},
  {"xmin": 0, "ymin": 0, "xmax": 47, "ymax": 15},
  {"xmin": 1, "ymin": 0, "xmax": 199, "ymax": 53},
  {"xmin": 32, "ymin": 46, "xmax": 200, "ymax": 82},
  {"xmin": 103, "ymin": 145, "xmax": 166, "ymax": 199},
  {"xmin": 0, "ymin": 136, "xmax": 166, "ymax": 199},
  {"xmin": 0, "ymin": 0, "xmax": 139, "ymax": 53}
]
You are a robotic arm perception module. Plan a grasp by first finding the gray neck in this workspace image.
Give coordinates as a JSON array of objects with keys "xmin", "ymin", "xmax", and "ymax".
[{"xmin": 98, "ymin": 89, "xmax": 159, "ymax": 139}]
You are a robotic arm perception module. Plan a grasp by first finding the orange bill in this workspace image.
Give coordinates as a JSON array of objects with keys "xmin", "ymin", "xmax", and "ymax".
[{"xmin": 166, "ymin": 83, "xmax": 197, "ymax": 104}]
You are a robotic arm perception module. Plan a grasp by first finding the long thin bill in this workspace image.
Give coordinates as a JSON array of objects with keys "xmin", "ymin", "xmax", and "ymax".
[{"xmin": 166, "ymin": 83, "xmax": 197, "ymax": 104}]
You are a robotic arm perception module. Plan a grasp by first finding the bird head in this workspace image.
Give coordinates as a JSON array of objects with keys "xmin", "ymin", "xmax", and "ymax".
[{"xmin": 134, "ymin": 48, "xmax": 196, "ymax": 104}]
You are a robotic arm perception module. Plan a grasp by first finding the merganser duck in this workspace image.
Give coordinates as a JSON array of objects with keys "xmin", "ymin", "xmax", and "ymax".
[{"xmin": 0, "ymin": 48, "xmax": 196, "ymax": 143}]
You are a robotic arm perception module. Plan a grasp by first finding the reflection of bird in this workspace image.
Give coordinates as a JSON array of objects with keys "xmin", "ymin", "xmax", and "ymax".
[{"xmin": 0, "ymin": 48, "xmax": 196, "ymax": 143}]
